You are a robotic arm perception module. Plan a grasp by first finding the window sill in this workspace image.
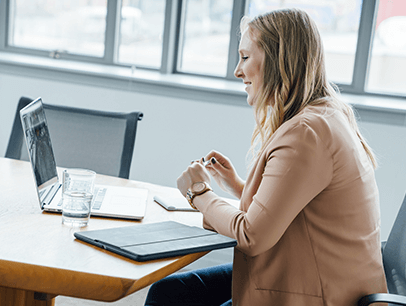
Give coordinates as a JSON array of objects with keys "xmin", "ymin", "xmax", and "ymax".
[
  {"xmin": 0, "ymin": 51, "xmax": 247, "ymax": 106},
  {"xmin": 0, "ymin": 51, "xmax": 405, "ymax": 125},
  {"xmin": 341, "ymin": 93, "xmax": 406, "ymax": 126}
]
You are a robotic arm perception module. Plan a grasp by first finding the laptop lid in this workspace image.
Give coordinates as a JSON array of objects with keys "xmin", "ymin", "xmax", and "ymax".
[{"xmin": 20, "ymin": 97, "xmax": 60, "ymax": 210}]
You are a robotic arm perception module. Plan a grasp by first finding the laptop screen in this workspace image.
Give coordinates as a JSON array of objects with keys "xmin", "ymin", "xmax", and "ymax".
[{"xmin": 20, "ymin": 98, "xmax": 58, "ymax": 194}]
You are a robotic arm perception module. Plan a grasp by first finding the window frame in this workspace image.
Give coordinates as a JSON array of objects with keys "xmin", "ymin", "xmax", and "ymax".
[
  {"xmin": 0, "ymin": 0, "xmax": 404, "ymax": 101},
  {"xmin": 340, "ymin": 0, "xmax": 379, "ymax": 95}
]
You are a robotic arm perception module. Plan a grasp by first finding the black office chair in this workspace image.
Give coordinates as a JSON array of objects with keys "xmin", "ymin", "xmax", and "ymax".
[
  {"xmin": 5, "ymin": 96, "xmax": 143, "ymax": 179},
  {"xmin": 358, "ymin": 194, "xmax": 406, "ymax": 305}
]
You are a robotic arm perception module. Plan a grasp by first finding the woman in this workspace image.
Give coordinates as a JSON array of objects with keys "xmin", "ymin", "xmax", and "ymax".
[{"xmin": 145, "ymin": 8, "xmax": 387, "ymax": 306}]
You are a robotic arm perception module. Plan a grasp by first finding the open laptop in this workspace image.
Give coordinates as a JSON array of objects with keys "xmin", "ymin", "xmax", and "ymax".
[{"xmin": 20, "ymin": 97, "xmax": 148, "ymax": 220}]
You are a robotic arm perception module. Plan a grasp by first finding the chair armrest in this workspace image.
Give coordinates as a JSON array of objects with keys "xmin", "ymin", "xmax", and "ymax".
[
  {"xmin": 358, "ymin": 293, "xmax": 406, "ymax": 305},
  {"xmin": 381, "ymin": 240, "xmax": 387, "ymax": 253}
]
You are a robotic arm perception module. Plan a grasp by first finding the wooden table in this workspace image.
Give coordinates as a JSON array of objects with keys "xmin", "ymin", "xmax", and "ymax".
[{"xmin": 0, "ymin": 157, "xmax": 209, "ymax": 305}]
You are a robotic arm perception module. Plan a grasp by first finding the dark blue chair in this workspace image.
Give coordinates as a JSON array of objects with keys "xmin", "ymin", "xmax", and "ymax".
[
  {"xmin": 6, "ymin": 96, "xmax": 143, "ymax": 179},
  {"xmin": 358, "ymin": 194, "xmax": 406, "ymax": 305}
]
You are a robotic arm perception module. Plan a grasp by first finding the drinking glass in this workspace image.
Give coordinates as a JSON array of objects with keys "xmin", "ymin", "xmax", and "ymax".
[{"xmin": 62, "ymin": 168, "xmax": 96, "ymax": 227}]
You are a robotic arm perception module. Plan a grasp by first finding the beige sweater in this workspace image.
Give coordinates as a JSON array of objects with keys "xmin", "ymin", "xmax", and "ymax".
[{"xmin": 196, "ymin": 104, "xmax": 387, "ymax": 305}]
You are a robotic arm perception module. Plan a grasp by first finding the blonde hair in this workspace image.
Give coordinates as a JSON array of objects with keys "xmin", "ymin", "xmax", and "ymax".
[{"xmin": 243, "ymin": 9, "xmax": 376, "ymax": 167}]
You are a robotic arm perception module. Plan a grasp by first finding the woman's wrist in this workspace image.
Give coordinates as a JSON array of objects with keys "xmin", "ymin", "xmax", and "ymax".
[
  {"xmin": 231, "ymin": 178, "xmax": 245, "ymax": 199},
  {"xmin": 186, "ymin": 181, "xmax": 213, "ymax": 209},
  {"xmin": 192, "ymin": 189, "xmax": 215, "ymax": 210}
]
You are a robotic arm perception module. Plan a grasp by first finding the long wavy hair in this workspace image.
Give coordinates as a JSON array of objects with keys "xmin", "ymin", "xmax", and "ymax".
[{"xmin": 244, "ymin": 9, "xmax": 376, "ymax": 167}]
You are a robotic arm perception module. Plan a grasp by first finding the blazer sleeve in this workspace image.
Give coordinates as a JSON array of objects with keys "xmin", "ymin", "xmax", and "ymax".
[{"xmin": 197, "ymin": 122, "xmax": 334, "ymax": 257}]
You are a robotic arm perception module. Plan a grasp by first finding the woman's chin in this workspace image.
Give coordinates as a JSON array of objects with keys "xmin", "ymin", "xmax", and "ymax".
[{"xmin": 246, "ymin": 96, "xmax": 254, "ymax": 106}]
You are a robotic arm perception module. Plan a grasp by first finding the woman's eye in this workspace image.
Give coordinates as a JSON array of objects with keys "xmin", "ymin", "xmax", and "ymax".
[{"xmin": 242, "ymin": 56, "xmax": 248, "ymax": 62}]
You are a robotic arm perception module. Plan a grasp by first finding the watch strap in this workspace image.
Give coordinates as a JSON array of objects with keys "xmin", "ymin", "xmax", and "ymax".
[{"xmin": 186, "ymin": 182, "xmax": 212, "ymax": 210}]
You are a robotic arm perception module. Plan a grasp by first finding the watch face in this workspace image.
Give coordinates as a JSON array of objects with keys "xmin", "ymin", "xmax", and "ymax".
[{"xmin": 192, "ymin": 182, "xmax": 206, "ymax": 193}]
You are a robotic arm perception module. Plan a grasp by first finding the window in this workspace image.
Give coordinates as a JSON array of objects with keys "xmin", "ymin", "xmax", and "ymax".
[
  {"xmin": 367, "ymin": 0, "xmax": 406, "ymax": 96},
  {"xmin": 0, "ymin": 0, "xmax": 404, "ymax": 100},
  {"xmin": 178, "ymin": 0, "xmax": 233, "ymax": 77},
  {"xmin": 9, "ymin": 0, "xmax": 107, "ymax": 58},
  {"xmin": 118, "ymin": 0, "xmax": 166, "ymax": 69},
  {"xmin": 248, "ymin": 0, "xmax": 362, "ymax": 85}
]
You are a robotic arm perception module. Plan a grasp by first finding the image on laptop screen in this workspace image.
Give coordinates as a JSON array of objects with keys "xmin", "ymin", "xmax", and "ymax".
[{"xmin": 20, "ymin": 98, "xmax": 58, "ymax": 191}]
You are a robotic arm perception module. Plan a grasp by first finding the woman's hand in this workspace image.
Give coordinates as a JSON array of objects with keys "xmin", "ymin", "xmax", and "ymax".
[
  {"xmin": 177, "ymin": 161, "xmax": 211, "ymax": 197},
  {"xmin": 204, "ymin": 151, "xmax": 245, "ymax": 199}
]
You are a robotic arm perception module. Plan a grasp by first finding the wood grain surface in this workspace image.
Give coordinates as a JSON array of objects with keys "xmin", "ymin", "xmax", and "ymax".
[{"xmin": 0, "ymin": 158, "xmax": 212, "ymax": 304}]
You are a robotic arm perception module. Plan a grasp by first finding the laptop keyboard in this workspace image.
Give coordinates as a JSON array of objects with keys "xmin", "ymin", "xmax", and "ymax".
[
  {"xmin": 57, "ymin": 186, "xmax": 107, "ymax": 210},
  {"xmin": 39, "ymin": 189, "xmax": 46, "ymax": 199},
  {"xmin": 92, "ymin": 187, "xmax": 107, "ymax": 210}
]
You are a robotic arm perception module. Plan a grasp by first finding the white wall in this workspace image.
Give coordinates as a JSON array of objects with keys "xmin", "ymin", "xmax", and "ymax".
[
  {"xmin": 1, "ymin": 72, "xmax": 406, "ymax": 268},
  {"xmin": 358, "ymin": 121, "xmax": 406, "ymax": 241}
]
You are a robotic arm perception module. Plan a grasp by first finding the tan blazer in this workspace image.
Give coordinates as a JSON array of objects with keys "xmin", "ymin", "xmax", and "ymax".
[{"xmin": 198, "ymin": 104, "xmax": 387, "ymax": 305}]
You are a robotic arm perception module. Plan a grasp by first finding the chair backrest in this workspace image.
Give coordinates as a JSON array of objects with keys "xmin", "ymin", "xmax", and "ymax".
[
  {"xmin": 5, "ymin": 97, "xmax": 143, "ymax": 179},
  {"xmin": 382, "ymin": 193, "xmax": 406, "ymax": 295}
]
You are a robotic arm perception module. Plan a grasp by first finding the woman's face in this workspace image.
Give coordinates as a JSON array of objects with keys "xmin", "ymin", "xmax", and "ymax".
[{"xmin": 234, "ymin": 28, "xmax": 265, "ymax": 106}]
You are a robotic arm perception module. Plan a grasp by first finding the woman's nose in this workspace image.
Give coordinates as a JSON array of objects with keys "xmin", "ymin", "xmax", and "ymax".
[{"xmin": 234, "ymin": 63, "xmax": 243, "ymax": 79}]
